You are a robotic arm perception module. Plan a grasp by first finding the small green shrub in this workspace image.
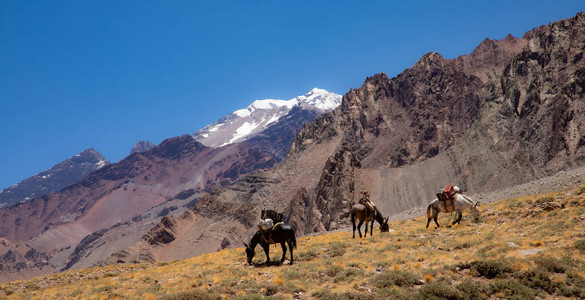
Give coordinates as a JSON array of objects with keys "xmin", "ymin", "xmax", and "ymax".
[
  {"xmin": 327, "ymin": 241, "xmax": 347, "ymax": 257},
  {"xmin": 159, "ymin": 288, "xmax": 222, "ymax": 300},
  {"xmin": 235, "ymin": 294, "xmax": 273, "ymax": 300},
  {"xmin": 575, "ymin": 185, "xmax": 585, "ymax": 195},
  {"xmin": 561, "ymin": 271, "xmax": 585, "ymax": 298},
  {"xmin": 296, "ymin": 248, "xmax": 319, "ymax": 262},
  {"xmin": 534, "ymin": 196, "xmax": 555, "ymax": 204},
  {"xmin": 456, "ymin": 278, "xmax": 488, "ymax": 300},
  {"xmin": 415, "ymin": 282, "xmax": 462, "ymax": 300},
  {"xmin": 282, "ymin": 269, "xmax": 302, "ymax": 280},
  {"xmin": 311, "ymin": 288, "xmax": 373, "ymax": 300},
  {"xmin": 575, "ymin": 239, "xmax": 585, "ymax": 252},
  {"xmin": 489, "ymin": 280, "xmax": 536, "ymax": 299},
  {"xmin": 373, "ymin": 287, "xmax": 407, "ymax": 299},
  {"xmin": 373, "ymin": 270, "xmax": 420, "ymax": 288},
  {"xmin": 514, "ymin": 268, "xmax": 558, "ymax": 294},
  {"xmin": 260, "ymin": 283, "xmax": 280, "ymax": 296},
  {"xmin": 534, "ymin": 256, "xmax": 568, "ymax": 273},
  {"xmin": 470, "ymin": 260, "xmax": 513, "ymax": 279},
  {"xmin": 324, "ymin": 265, "xmax": 344, "ymax": 277}
]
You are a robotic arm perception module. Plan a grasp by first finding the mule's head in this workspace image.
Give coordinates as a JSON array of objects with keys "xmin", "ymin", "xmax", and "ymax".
[
  {"xmin": 470, "ymin": 202, "xmax": 480, "ymax": 219},
  {"xmin": 243, "ymin": 242, "xmax": 255, "ymax": 265},
  {"xmin": 380, "ymin": 216, "xmax": 390, "ymax": 232}
]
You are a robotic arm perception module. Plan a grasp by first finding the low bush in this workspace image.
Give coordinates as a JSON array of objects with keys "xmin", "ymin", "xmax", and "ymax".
[
  {"xmin": 514, "ymin": 268, "xmax": 558, "ymax": 294},
  {"xmin": 575, "ymin": 239, "xmax": 585, "ymax": 252},
  {"xmin": 561, "ymin": 271, "xmax": 585, "ymax": 298},
  {"xmin": 456, "ymin": 278, "xmax": 488, "ymax": 300},
  {"xmin": 415, "ymin": 282, "xmax": 462, "ymax": 300},
  {"xmin": 324, "ymin": 265, "xmax": 344, "ymax": 277},
  {"xmin": 488, "ymin": 279, "xmax": 536, "ymax": 299},
  {"xmin": 470, "ymin": 259, "xmax": 512, "ymax": 279},
  {"xmin": 534, "ymin": 256, "xmax": 568, "ymax": 273},
  {"xmin": 159, "ymin": 288, "xmax": 222, "ymax": 300},
  {"xmin": 373, "ymin": 270, "xmax": 420, "ymax": 288},
  {"xmin": 311, "ymin": 288, "xmax": 373, "ymax": 300}
]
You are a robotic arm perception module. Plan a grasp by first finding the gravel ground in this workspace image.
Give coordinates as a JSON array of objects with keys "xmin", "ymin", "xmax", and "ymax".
[{"xmin": 386, "ymin": 165, "xmax": 585, "ymax": 223}]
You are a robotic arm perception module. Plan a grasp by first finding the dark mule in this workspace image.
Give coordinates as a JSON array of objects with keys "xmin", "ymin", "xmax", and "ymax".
[
  {"xmin": 350, "ymin": 204, "xmax": 389, "ymax": 238},
  {"xmin": 244, "ymin": 224, "xmax": 297, "ymax": 265}
]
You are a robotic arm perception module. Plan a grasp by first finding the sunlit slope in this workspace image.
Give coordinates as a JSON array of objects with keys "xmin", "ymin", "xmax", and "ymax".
[{"xmin": 2, "ymin": 186, "xmax": 585, "ymax": 299}]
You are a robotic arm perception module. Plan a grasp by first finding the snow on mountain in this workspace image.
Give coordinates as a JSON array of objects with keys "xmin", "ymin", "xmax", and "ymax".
[{"xmin": 193, "ymin": 88, "xmax": 342, "ymax": 148}]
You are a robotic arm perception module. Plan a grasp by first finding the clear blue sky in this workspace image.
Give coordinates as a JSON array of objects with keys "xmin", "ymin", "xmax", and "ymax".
[{"xmin": 1, "ymin": 1, "xmax": 583, "ymax": 189}]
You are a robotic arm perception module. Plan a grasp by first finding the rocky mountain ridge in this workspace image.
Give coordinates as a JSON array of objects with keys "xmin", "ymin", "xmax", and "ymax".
[{"xmin": 0, "ymin": 149, "xmax": 109, "ymax": 209}]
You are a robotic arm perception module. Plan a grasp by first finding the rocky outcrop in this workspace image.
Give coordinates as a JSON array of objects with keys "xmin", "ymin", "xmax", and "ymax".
[
  {"xmin": 0, "ymin": 239, "xmax": 50, "ymax": 275},
  {"xmin": 304, "ymin": 148, "xmax": 361, "ymax": 233},
  {"xmin": 142, "ymin": 216, "xmax": 178, "ymax": 246},
  {"xmin": 130, "ymin": 140, "xmax": 155, "ymax": 155}
]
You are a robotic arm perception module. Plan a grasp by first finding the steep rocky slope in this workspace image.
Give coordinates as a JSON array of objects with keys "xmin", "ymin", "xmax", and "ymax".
[
  {"xmin": 0, "ymin": 149, "xmax": 109, "ymax": 209},
  {"xmin": 283, "ymin": 12, "xmax": 585, "ymax": 233}
]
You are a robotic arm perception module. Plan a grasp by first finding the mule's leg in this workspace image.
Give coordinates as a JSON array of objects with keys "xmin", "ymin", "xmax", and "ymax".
[
  {"xmin": 452, "ymin": 210, "xmax": 462, "ymax": 225},
  {"xmin": 426, "ymin": 217, "xmax": 432, "ymax": 228},
  {"xmin": 287, "ymin": 240, "xmax": 294, "ymax": 265},
  {"xmin": 357, "ymin": 220, "xmax": 364, "ymax": 238},
  {"xmin": 370, "ymin": 220, "xmax": 374, "ymax": 236},
  {"xmin": 433, "ymin": 212, "xmax": 440, "ymax": 228},
  {"xmin": 262, "ymin": 244, "xmax": 270, "ymax": 264},
  {"xmin": 352, "ymin": 217, "xmax": 356, "ymax": 238},
  {"xmin": 364, "ymin": 221, "xmax": 368, "ymax": 236},
  {"xmin": 280, "ymin": 242, "xmax": 287, "ymax": 264}
]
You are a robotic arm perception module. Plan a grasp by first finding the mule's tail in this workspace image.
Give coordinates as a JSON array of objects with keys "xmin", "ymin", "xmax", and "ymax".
[
  {"xmin": 291, "ymin": 230, "xmax": 297, "ymax": 249},
  {"xmin": 426, "ymin": 204, "xmax": 432, "ymax": 220}
]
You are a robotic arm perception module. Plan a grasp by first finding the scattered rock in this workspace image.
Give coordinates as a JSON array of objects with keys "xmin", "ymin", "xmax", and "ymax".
[{"xmin": 517, "ymin": 249, "xmax": 545, "ymax": 256}]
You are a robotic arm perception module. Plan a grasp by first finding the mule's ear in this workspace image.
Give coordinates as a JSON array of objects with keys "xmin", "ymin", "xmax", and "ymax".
[
  {"xmin": 385, "ymin": 217, "xmax": 389, "ymax": 223},
  {"xmin": 243, "ymin": 242, "xmax": 248, "ymax": 248}
]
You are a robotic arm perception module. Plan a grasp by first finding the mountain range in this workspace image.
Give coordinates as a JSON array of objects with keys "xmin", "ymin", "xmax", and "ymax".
[
  {"xmin": 0, "ymin": 88, "xmax": 341, "ymax": 282},
  {"xmin": 1, "ymin": 12, "xmax": 585, "ymax": 284}
]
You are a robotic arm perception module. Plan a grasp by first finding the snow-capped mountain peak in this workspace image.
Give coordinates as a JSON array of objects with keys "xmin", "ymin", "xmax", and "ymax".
[
  {"xmin": 294, "ymin": 87, "xmax": 342, "ymax": 111},
  {"xmin": 193, "ymin": 88, "xmax": 341, "ymax": 148}
]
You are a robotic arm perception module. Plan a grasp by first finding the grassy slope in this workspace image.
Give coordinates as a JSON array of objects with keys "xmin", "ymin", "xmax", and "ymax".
[{"xmin": 1, "ymin": 186, "xmax": 585, "ymax": 299}]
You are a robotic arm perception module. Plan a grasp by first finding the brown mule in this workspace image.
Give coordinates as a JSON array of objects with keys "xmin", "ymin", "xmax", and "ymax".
[{"xmin": 350, "ymin": 204, "xmax": 389, "ymax": 238}]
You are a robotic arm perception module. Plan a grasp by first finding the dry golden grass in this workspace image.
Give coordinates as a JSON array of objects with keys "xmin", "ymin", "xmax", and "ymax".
[{"xmin": 1, "ymin": 186, "xmax": 585, "ymax": 299}]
